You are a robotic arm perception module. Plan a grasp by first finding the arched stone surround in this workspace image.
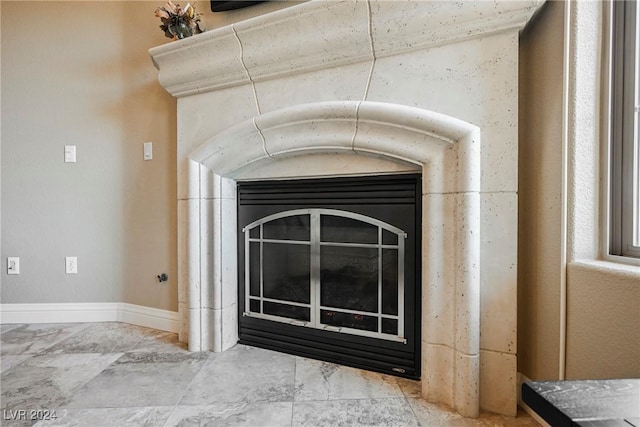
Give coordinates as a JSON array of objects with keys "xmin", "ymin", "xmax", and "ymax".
[
  {"xmin": 186, "ymin": 101, "xmax": 481, "ymax": 416},
  {"xmin": 150, "ymin": 0, "xmax": 544, "ymax": 418}
]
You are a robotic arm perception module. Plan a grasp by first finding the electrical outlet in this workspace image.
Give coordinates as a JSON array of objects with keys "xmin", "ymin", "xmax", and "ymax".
[
  {"xmin": 7, "ymin": 257, "xmax": 20, "ymax": 275},
  {"xmin": 65, "ymin": 257, "xmax": 78, "ymax": 274}
]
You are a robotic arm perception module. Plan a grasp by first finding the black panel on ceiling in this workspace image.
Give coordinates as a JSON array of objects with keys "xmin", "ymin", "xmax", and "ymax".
[{"xmin": 211, "ymin": 1, "xmax": 265, "ymax": 12}]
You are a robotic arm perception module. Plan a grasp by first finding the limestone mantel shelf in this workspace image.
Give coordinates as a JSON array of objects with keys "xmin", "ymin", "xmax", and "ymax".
[
  {"xmin": 149, "ymin": 0, "xmax": 544, "ymax": 98},
  {"xmin": 149, "ymin": 0, "xmax": 546, "ymax": 420}
]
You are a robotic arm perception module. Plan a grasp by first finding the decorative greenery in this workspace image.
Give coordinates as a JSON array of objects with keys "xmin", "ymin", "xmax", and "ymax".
[{"xmin": 155, "ymin": 1, "xmax": 202, "ymax": 40}]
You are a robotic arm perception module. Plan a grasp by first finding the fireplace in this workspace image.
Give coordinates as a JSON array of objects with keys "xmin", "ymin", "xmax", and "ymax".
[
  {"xmin": 237, "ymin": 175, "xmax": 421, "ymax": 378},
  {"xmin": 149, "ymin": 0, "xmax": 544, "ymax": 417}
]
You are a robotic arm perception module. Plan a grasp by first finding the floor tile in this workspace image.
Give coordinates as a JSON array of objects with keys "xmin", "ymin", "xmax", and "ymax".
[
  {"xmin": 1, "ymin": 324, "xmax": 23, "ymax": 334},
  {"xmin": 1, "ymin": 324, "xmax": 90, "ymax": 356},
  {"xmin": 397, "ymin": 377, "xmax": 422, "ymax": 398},
  {"xmin": 1, "ymin": 355, "xmax": 33, "ymax": 374},
  {"xmin": 0, "ymin": 323, "xmax": 540, "ymax": 427},
  {"xmin": 1, "ymin": 353, "xmax": 122, "ymax": 414},
  {"xmin": 32, "ymin": 406, "xmax": 173, "ymax": 427},
  {"xmin": 180, "ymin": 345, "xmax": 296, "ymax": 405},
  {"xmin": 291, "ymin": 398, "xmax": 420, "ymax": 427},
  {"xmin": 407, "ymin": 398, "xmax": 474, "ymax": 426},
  {"xmin": 42, "ymin": 323, "xmax": 161, "ymax": 354},
  {"xmin": 476, "ymin": 409, "xmax": 541, "ymax": 426},
  {"xmin": 61, "ymin": 352, "xmax": 208, "ymax": 409},
  {"xmin": 163, "ymin": 402, "xmax": 293, "ymax": 427},
  {"xmin": 126, "ymin": 330, "xmax": 188, "ymax": 353},
  {"xmin": 294, "ymin": 358, "xmax": 405, "ymax": 401},
  {"xmin": 407, "ymin": 398, "xmax": 540, "ymax": 426}
]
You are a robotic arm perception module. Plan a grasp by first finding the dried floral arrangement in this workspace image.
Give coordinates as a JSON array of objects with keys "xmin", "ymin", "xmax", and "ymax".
[{"xmin": 155, "ymin": 1, "xmax": 203, "ymax": 40}]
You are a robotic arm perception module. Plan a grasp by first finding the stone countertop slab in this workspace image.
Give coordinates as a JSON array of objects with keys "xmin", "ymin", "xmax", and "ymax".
[{"xmin": 522, "ymin": 379, "xmax": 640, "ymax": 427}]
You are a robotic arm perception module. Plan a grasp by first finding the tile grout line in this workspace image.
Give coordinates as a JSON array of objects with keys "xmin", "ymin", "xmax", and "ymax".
[
  {"xmin": 46, "ymin": 325, "xmax": 142, "ymax": 411},
  {"xmin": 165, "ymin": 350, "xmax": 211, "ymax": 422},
  {"xmin": 403, "ymin": 389, "xmax": 424, "ymax": 426},
  {"xmin": 393, "ymin": 396, "xmax": 428, "ymax": 426}
]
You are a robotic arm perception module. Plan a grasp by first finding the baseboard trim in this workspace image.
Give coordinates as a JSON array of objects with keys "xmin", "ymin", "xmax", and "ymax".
[
  {"xmin": 517, "ymin": 372, "xmax": 551, "ymax": 427},
  {"xmin": 0, "ymin": 303, "xmax": 179, "ymax": 333},
  {"xmin": 120, "ymin": 303, "xmax": 179, "ymax": 333}
]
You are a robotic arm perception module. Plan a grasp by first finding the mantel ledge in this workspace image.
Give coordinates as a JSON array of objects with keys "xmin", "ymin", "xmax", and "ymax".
[{"xmin": 149, "ymin": 0, "xmax": 545, "ymax": 98}]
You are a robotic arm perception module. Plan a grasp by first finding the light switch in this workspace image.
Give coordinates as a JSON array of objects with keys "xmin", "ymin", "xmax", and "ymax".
[
  {"xmin": 64, "ymin": 145, "xmax": 76, "ymax": 163},
  {"xmin": 65, "ymin": 257, "xmax": 77, "ymax": 274},
  {"xmin": 143, "ymin": 142, "xmax": 153, "ymax": 161}
]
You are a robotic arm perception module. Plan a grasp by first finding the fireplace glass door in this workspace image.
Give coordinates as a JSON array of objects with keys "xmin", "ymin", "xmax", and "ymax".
[
  {"xmin": 237, "ymin": 174, "xmax": 420, "ymax": 379},
  {"xmin": 243, "ymin": 209, "xmax": 406, "ymax": 343}
]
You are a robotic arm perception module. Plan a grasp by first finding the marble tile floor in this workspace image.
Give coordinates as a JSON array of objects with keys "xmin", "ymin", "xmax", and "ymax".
[{"xmin": 0, "ymin": 322, "xmax": 539, "ymax": 427}]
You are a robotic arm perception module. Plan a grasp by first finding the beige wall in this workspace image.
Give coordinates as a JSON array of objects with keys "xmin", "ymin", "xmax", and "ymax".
[
  {"xmin": 0, "ymin": 1, "xmax": 304, "ymax": 310},
  {"xmin": 518, "ymin": 0, "xmax": 565, "ymax": 380},
  {"xmin": 519, "ymin": 0, "xmax": 640, "ymax": 382},
  {"xmin": 563, "ymin": 0, "xmax": 640, "ymax": 381},
  {"xmin": 1, "ymin": 2, "xmax": 177, "ymax": 310},
  {"xmin": 566, "ymin": 261, "xmax": 640, "ymax": 379}
]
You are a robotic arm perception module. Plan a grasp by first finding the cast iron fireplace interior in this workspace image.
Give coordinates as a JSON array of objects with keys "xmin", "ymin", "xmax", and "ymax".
[{"xmin": 237, "ymin": 174, "xmax": 421, "ymax": 379}]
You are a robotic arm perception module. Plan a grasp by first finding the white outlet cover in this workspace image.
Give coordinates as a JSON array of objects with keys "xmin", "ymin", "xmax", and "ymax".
[{"xmin": 7, "ymin": 257, "xmax": 20, "ymax": 275}]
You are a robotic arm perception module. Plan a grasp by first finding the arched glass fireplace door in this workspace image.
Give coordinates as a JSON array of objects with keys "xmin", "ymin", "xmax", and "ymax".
[{"xmin": 242, "ymin": 208, "xmax": 406, "ymax": 343}]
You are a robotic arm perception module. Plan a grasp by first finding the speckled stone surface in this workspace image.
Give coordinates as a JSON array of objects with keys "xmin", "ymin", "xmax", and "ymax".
[
  {"xmin": 179, "ymin": 344, "xmax": 296, "ymax": 405},
  {"xmin": 523, "ymin": 380, "xmax": 640, "ymax": 426},
  {"xmin": 294, "ymin": 358, "xmax": 405, "ymax": 402},
  {"xmin": 41, "ymin": 322, "xmax": 171, "ymax": 354},
  {"xmin": 1, "ymin": 323, "xmax": 91, "ymax": 355},
  {"xmin": 1, "ymin": 322, "xmax": 540, "ymax": 426}
]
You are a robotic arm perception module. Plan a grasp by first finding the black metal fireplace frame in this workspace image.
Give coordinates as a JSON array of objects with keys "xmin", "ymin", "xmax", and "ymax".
[{"xmin": 237, "ymin": 174, "xmax": 422, "ymax": 379}]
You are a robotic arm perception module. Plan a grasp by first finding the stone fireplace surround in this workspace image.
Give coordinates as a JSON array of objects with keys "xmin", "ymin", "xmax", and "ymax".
[{"xmin": 149, "ymin": 0, "xmax": 543, "ymax": 419}]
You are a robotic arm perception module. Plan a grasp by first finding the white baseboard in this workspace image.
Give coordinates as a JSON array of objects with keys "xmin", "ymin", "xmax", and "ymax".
[
  {"xmin": 0, "ymin": 302, "xmax": 179, "ymax": 333},
  {"xmin": 120, "ymin": 303, "xmax": 179, "ymax": 333},
  {"xmin": 517, "ymin": 372, "xmax": 551, "ymax": 427}
]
